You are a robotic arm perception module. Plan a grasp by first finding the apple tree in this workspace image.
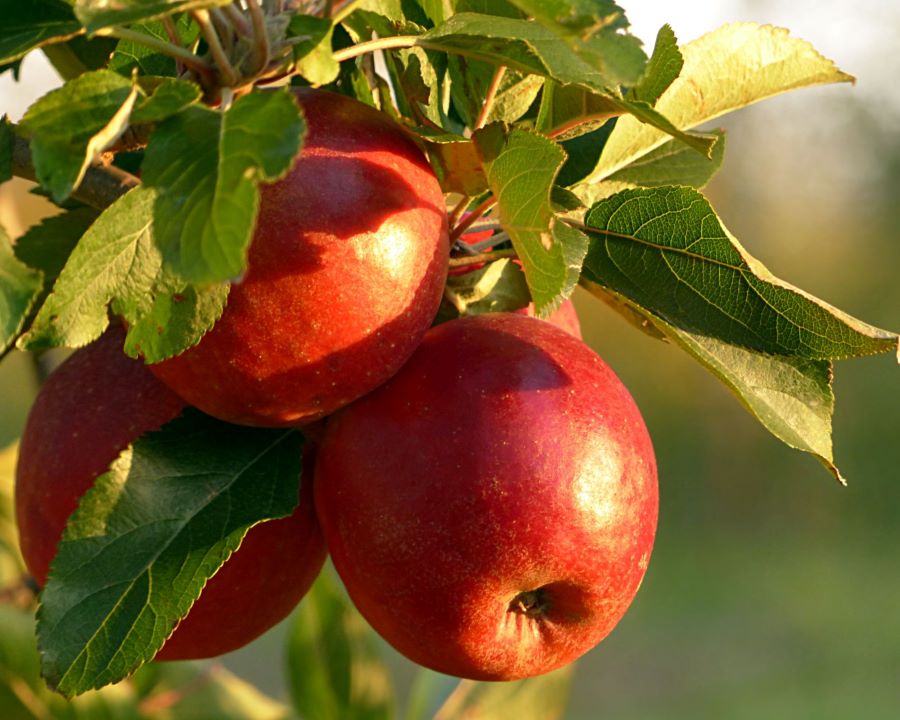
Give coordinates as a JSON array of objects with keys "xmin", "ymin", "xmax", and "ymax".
[{"xmin": 0, "ymin": 0, "xmax": 897, "ymax": 717}]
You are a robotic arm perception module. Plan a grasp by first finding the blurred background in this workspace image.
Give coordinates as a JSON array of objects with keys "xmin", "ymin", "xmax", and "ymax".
[{"xmin": 1, "ymin": 1, "xmax": 898, "ymax": 717}]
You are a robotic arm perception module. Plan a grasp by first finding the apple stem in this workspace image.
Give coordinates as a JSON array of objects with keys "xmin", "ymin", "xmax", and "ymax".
[
  {"xmin": 474, "ymin": 65, "xmax": 507, "ymax": 130},
  {"xmin": 509, "ymin": 588, "xmax": 549, "ymax": 619},
  {"xmin": 449, "ymin": 196, "xmax": 496, "ymax": 242},
  {"xmin": 448, "ymin": 249, "xmax": 517, "ymax": 269}
]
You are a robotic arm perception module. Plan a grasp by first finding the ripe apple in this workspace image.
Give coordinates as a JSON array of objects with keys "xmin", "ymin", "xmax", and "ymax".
[
  {"xmin": 148, "ymin": 88, "xmax": 449, "ymax": 427},
  {"xmin": 15, "ymin": 327, "xmax": 326, "ymax": 660},
  {"xmin": 315, "ymin": 313, "xmax": 658, "ymax": 681}
]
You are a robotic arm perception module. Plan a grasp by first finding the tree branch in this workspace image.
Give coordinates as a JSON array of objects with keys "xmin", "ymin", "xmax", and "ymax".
[{"xmin": 12, "ymin": 135, "xmax": 139, "ymax": 211}]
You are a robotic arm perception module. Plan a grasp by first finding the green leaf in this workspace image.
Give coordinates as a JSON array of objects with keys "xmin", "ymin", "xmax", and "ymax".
[
  {"xmin": 42, "ymin": 35, "xmax": 119, "ymax": 79},
  {"xmin": 582, "ymin": 282, "xmax": 844, "ymax": 482},
  {"xmin": 0, "ymin": 0, "xmax": 82, "ymax": 65},
  {"xmin": 0, "ymin": 225, "xmax": 43, "ymax": 359},
  {"xmin": 0, "ymin": 116, "xmax": 12, "ymax": 183},
  {"xmin": 74, "ymin": 0, "xmax": 230, "ymax": 33},
  {"xmin": 438, "ymin": 258, "xmax": 531, "ymax": 323},
  {"xmin": 133, "ymin": 662, "xmax": 291, "ymax": 720},
  {"xmin": 19, "ymin": 187, "xmax": 229, "ymax": 363},
  {"xmin": 431, "ymin": 665, "xmax": 573, "ymax": 719},
  {"xmin": 629, "ymin": 24, "xmax": 682, "ymax": 105},
  {"xmin": 37, "ymin": 410, "xmax": 304, "ymax": 696},
  {"xmin": 12, "ymin": 206, "xmax": 97, "ymax": 292},
  {"xmin": 287, "ymin": 568, "xmax": 394, "ymax": 720},
  {"xmin": 18, "ymin": 70, "xmax": 139, "ymax": 202},
  {"xmin": 290, "ymin": 15, "xmax": 340, "ymax": 86},
  {"xmin": 474, "ymin": 124, "xmax": 588, "ymax": 315},
  {"xmin": 416, "ymin": 129, "xmax": 487, "ymax": 195},
  {"xmin": 591, "ymin": 22, "xmax": 855, "ymax": 181},
  {"xmin": 601, "ymin": 129, "xmax": 726, "ymax": 190},
  {"xmin": 107, "ymin": 16, "xmax": 200, "ymax": 77},
  {"xmin": 580, "ymin": 186, "xmax": 900, "ymax": 360},
  {"xmin": 142, "ymin": 89, "xmax": 304, "ymax": 283},
  {"xmin": 130, "ymin": 78, "xmax": 202, "ymax": 124},
  {"xmin": 505, "ymin": 0, "xmax": 646, "ymax": 86},
  {"xmin": 448, "ymin": 56, "xmax": 542, "ymax": 127}
]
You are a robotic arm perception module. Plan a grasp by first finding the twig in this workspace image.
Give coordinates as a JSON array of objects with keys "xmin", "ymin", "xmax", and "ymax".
[
  {"xmin": 449, "ymin": 195, "xmax": 496, "ymax": 242},
  {"xmin": 448, "ymin": 249, "xmax": 517, "ymax": 268},
  {"xmin": 332, "ymin": 0, "xmax": 363, "ymax": 23},
  {"xmin": 12, "ymin": 134, "xmax": 139, "ymax": 211},
  {"xmin": 246, "ymin": 0, "xmax": 271, "ymax": 74},
  {"xmin": 447, "ymin": 195, "xmax": 469, "ymax": 230},
  {"xmin": 161, "ymin": 16, "xmax": 185, "ymax": 76},
  {"xmin": 332, "ymin": 35, "xmax": 421, "ymax": 62},
  {"xmin": 474, "ymin": 64, "xmax": 507, "ymax": 129}
]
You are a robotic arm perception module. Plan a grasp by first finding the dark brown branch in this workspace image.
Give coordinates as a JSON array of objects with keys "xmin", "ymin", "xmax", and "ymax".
[{"xmin": 12, "ymin": 134, "xmax": 140, "ymax": 211}]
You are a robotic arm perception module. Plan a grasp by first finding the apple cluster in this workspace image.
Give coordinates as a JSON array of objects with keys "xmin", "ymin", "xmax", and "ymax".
[{"xmin": 15, "ymin": 90, "xmax": 658, "ymax": 681}]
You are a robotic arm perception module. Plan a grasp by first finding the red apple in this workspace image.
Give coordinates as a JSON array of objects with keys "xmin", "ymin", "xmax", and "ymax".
[
  {"xmin": 15, "ymin": 327, "xmax": 326, "ymax": 660},
  {"xmin": 148, "ymin": 88, "xmax": 449, "ymax": 427},
  {"xmin": 315, "ymin": 313, "xmax": 658, "ymax": 681}
]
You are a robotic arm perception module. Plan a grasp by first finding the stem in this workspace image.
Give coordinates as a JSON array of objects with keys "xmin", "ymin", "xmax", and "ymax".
[
  {"xmin": 474, "ymin": 64, "xmax": 507, "ymax": 130},
  {"xmin": 161, "ymin": 16, "xmax": 185, "ymax": 75},
  {"xmin": 332, "ymin": 0, "xmax": 363, "ymax": 23},
  {"xmin": 193, "ymin": 9, "xmax": 240, "ymax": 86},
  {"xmin": 247, "ymin": 0, "xmax": 271, "ymax": 74},
  {"xmin": 332, "ymin": 35, "xmax": 421, "ymax": 63},
  {"xmin": 97, "ymin": 26, "xmax": 213, "ymax": 77},
  {"xmin": 447, "ymin": 195, "xmax": 470, "ymax": 230},
  {"xmin": 223, "ymin": 3, "xmax": 253, "ymax": 36},
  {"xmin": 449, "ymin": 196, "xmax": 496, "ymax": 241},
  {"xmin": 448, "ymin": 249, "xmax": 517, "ymax": 268},
  {"xmin": 12, "ymin": 133, "xmax": 139, "ymax": 211}
]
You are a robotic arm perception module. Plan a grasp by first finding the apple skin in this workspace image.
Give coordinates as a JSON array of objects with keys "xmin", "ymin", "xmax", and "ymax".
[
  {"xmin": 314, "ymin": 313, "xmax": 658, "ymax": 681},
  {"xmin": 149, "ymin": 88, "xmax": 449, "ymax": 427},
  {"xmin": 15, "ymin": 327, "xmax": 326, "ymax": 660}
]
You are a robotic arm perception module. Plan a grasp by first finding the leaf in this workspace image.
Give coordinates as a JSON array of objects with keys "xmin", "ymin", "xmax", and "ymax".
[
  {"xmin": 505, "ymin": 0, "xmax": 646, "ymax": 86},
  {"xmin": 424, "ymin": 14, "xmax": 713, "ymax": 155},
  {"xmin": 448, "ymin": 56, "xmax": 542, "ymax": 127},
  {"xmin": 12, "ymin": 205, "xmax": 97, "ymax": 291},
  {"xmin": 19, "ymin": 187, "xmax": 229, "ymax": 363},
  {"xmin": 414, "ymin": 128, "xmax": 487, "ymax": 195},
  {"xmin": 0, "ymin": 0, "xmax": 82, "ymax": 65},
  {"xmin": 629, "ymin": 24, "xmax": 682, "ymax": 105},
  {"xmin": 0, "ymin": 116, "xmax": 12, "ymax": 183},
  {"xmin": 474, "ymin": 124, "xmax": 588, "ymax": 315},
  {"xmin": 0, "ymin": 444, "xmax": 24, "ymax": 586},
  {"xmin": 596, "ymin": 128, "xmax": 726, "ymax": 191},
  {"xmin": 287, "ymin": 568, "xmax": 394, "ymax": 720},
  {"xmin": 432, "ymin": 665, "xmax": 573, "ymax": 719},
  {"xmin": 581, "ymin": 282, "xmax": 844, "ymax": 482},
  {"xmin": 579, "ymin": 186, "xmax": 899, "ymax": 360},
  {"xmin": 18, "ymin": 70, "xmax": 139, "ymax": 202},
  {"xmin": 142, "ymin": 89, "xmax": 305, "ymax": 283},
  {"xmin": 0, "ymin": 225, "xmax": 43, "ymax": 359},
  {"xmin": 591, "ymin": 22, "xmax": 855, "ymax": 181},
  {"xmin": 290, "ymin": 15, "xmax": 340, "ymax": 86},
  {"xmin": 133, "ymin": 662, "xmax": 291, "ymax": 720},
  {"xmin": 130, "ymin": 78, "xmax": 202, "ymax": 124},
  {"xmin": 42, "ymin": 35, "xmax": 119, "ymax": 79},
  {"xmin": 74, "ymin": 0, "xmax": 230, "ymax": 33},
  {"xmin": 37, "ymin": 410, "xmax": 305, "ymax": 696},
  {"xmin": 107, "ymin": 16, "xmax": 200, "ymax": 77},
  {"xmin": 441, "ymin": 258, "xmax": 531, "ymax": 319}
]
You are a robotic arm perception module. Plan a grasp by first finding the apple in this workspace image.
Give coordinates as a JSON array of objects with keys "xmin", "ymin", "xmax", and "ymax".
[
  {"xmin": 148, "ymin": 88, "xmax": 449, "ymax": 427},
  {"xmin": 314, "ymin": 313, "xmax": 658, "ymax": 681},
  {"xmin": 15, "ymin": 326, "xmax": 326, "ymax": 660}
]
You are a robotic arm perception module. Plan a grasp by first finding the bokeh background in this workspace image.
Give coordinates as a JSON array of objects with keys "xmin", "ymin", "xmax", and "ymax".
[{"xmin": 1, "ymin": 1, "xmax": 898, "ymax": 717}]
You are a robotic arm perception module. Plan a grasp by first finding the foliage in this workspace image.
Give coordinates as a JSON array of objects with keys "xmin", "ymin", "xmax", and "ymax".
[{"xmin": 0, "ymin": 0, "xmax": 896, "ymax": 714}]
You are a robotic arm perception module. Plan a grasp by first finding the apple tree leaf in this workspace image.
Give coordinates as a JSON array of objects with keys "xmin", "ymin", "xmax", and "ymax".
[
  {"xmin": 591, "ymin": 22, "xmax": 855, "ymax": 181},
  {"xmin": 42, "ymin": 35, "xmax": 120, "ymax": 79},
  {"xmin": 141, "ymin": 89, "xmax": 304, "ymax": 283},
  {"xmin": 0, "ymin": 225, "xmax": 43, "ymax": 359},
  {"xmin": 579, "ymin": 186, "xmax": 900, "ymax": 360},
  {"xmin": 438, "ymin": 258, "xmax": 531, "ymax": 323},
  {"xmin": 414, "ymin": 127, "xmax": 487, "ymax": 196},
  {"xmin": 290, "ymin": 15, "xmax": 340, "ymax": 86},
  {"xmin": 0, "ymin": 116, "xmax": 12, "ymax": 183},
  {"xmin": 602, "ymin": 129, "xmax": 726, "ymax": 189},
  {"xmin": 0, "ymin": 0, "xmax": 83, "ymax": 65},
  {"xmin": 629, "ymin": 23, "xmax": 682, "ymax": 106},
  {"xmin": 74, "ymin": 0, "xmax": 230, "ymax": 33},
  {"xmin": 448, "ymin": 55, "xmax": 543, "ymax": 128},
  {"xmin": 19, "ymin": 186, "xmax": 229, "ymax": 363},
  {"xmin": 17, "ymin": 70, "xmax": 139, "ymax": 203},
  {"xmin": 474, "ymin": 124, "xmax": 588, "ymax": 316},
  {"xmin": 130, "ymin": 78, "xmax": 202, "ymax": 125},
  {"xmin": 107, "ymin": 16, "xmax": 200, "ymax": 77},
  {"xmin": 582, "ymin": 282, "xmax": 843, "ymax": 482},
  {"xmin": 287, "ymin": 568, "xmax": 394, "ymax": 720},
  {"xmin": 37, "ymin": 410, "xmax": 304, "ymax": 697}
]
